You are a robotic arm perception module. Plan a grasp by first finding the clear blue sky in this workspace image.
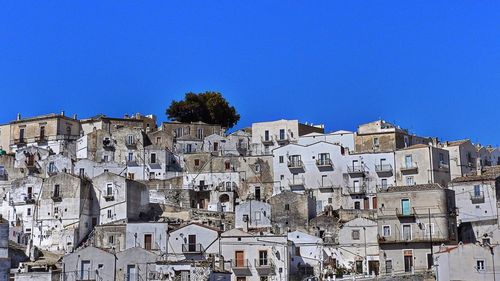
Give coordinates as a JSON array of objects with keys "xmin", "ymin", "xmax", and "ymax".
[{"xmin": 1, "ymin": 2, "xmax": 499, "ymax": 145}]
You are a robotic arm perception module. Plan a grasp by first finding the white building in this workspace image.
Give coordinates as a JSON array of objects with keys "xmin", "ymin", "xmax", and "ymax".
[
  {"xmin": 220, "ymin": 228, "xmax": 289, "ymax": 281},
  {"xmin": 167, "ymin": 223, "xmax": 221, "ymax": 262},
  {"xmin": 298, "ymin": 130, "xmax": 355, "ymax": 152},
  {"xmin": 287, "ymin": 230, "xmax": 323, "ymax": 278},
  {"xmin": 235, "ymin": 200, "xmax": 272, "ymax": 230}
]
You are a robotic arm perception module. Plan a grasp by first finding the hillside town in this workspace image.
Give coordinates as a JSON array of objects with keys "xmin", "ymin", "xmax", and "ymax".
[{"xmin": 0, "ymin": 111, "xmax": 498, "ymax": 281}]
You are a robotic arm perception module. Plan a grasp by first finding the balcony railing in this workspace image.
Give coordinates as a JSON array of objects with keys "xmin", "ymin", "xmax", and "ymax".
[
  {"xmin": 232, "ymin": 259, "xmax": 251, "ymax": 269},
  {"xmin": 24, "ymin": 196, "xmax": 35, "ymax": 204},
  {"xmin": 439, "ymin": 161, "xmax": 449, "ymax": 169},
  {"xmin": 375, "ymin": 164, "xmax": 393, "ymax": 174},
  {"xmin": 254, "ymin": 259, "xmax": 276, "ymax": 276},
  {"xmin": 51, "ymin": 193, "xmax": 62, "ymax": 202},
  {"xmin": 400, "ymin": 163, "xmax": 418, "ymax": 173},
  {"xmin": 289, "ymin": 178, "xmax": 306, "ymax": 190},
  {"xmin": 13, "ymin": 138, "xmax": 26, "ymax": 146},
  {"xmin": 395, "ymin": 207, "xmax": 416, "ymax": 218},
  {"xmin": 346, "ymin": 165, "xmax": 365, "ymax": 176},
  {"xmin": 103, "ymin": 193, "xmax": 115, "ymax": 201},
  {"xmin": 316, "ymin": 158, "xmax": 333, "ymax": 167},
  {"xmin": 288, "ymin": 159, "xmax": 305, "ymax": 172},
  {"xmin": 261, "ymin": 136, "xmax": 274, "ymax": 145},
  {"xmin": 275, "ymin": 134, "xmax": 291, "ymax": 145},
  {"xmin": 34, "ymin": 135, "xmax": 48, "ymax": 143},
  {"xmin": 470, "ymin": 192, "xmax": 485, "ymax": 204},
  {"xmin": 182, "ymin": 243, "xmax": 204, "ymax": 254},
  {"xmin": 346, "ymin": 186, "xmax": 366, "ymax": 195}
]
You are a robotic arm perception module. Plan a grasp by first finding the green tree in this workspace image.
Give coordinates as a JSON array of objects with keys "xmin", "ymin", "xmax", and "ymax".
[{"xmin": 166, "ymin": 92, "xmax": 240, "ymax": 128}]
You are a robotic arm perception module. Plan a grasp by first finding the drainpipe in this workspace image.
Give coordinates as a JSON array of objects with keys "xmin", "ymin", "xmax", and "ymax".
[{"xmin": 428, "ymin": 146, "xmax": 434, "ymax": 184}]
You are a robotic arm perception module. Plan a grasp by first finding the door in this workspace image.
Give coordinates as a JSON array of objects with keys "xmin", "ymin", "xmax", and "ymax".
[
  {"xmin": 385, "ymin": 260, "xmax": 392, "ymax": 274},
  {"xmin": 80, "ymin": 260, "xmax": 91, "ymax": 279},
  {"xmin": 188, "ymin": 235, "xmax": 196, "ymax": 252},
  {"xmin": 404, "ymin": 250, "xmax": 413, "ymax": 272},
  {"xmin": 127, "ymin": 265, "xmax": 137, "ymax": 281},
  {"xmin": 144, "ymin": 234, "xmax": 152, "ymax": 250},
  {"xmin": 255, "ymin": 186, "xmax": 261, "ymax": 201},
  {"xmin": 19, "ymin": 128, "xmax": 25, "ymax": 142},
  {"xmin": 402, "ymin": 225, "xmax": 411, "ymax": 241},
  {"xmin": 368, "ymin": 261, "xmax": 379, "ymax": 275},
  {"xmin": 213, "ymin": 142, "xmax": 219, "ymax": 151},
  {"xmin": 401, "ymin": 199, "xmax": 410, "ymax": 216},
  {"xmin": 235, "ymin": 251, "xmax": 245, "ymax": 267},
  {"xmin": 353, "ymin": 180, "xmax": 360, "ymax": 192},
  {"xmin": 405, "ymin": 155, "xmax": 412, "ymax": 168},
  {"xmin": 372, "ymin": 197, "xmax": 378, "ymax": 209},
  {"xmin": 27, "ymin": 186, "xmax": 33, "ymax": 200},
  {"xmin": 363, "ymin": 197, "xmax": 369, "ymax": 209}
]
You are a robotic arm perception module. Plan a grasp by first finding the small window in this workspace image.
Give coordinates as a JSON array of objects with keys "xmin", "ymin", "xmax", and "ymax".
[
  {"xmin": 254, "ymin": 164, "xmax": 261, "ymax": 172},
  {"xmin": 328, "ymin": 198, "xmax": 333, "ymax": 204},
  {"xmin": 108, "ymin": 235, "xmax": 114, "ymax": 245},
  {"xmin": 373, "ymin": 137, "xmax": 380, "ymax": 147},
  {"xmin": 27, "ymin": 208, "xmax": 31, "ymax": 216},
  {"xmin": 107, "ymin": 210, "xmax": 112, "ymax": 219},
  {"xmin": 285, "ymin": 204, "xmax": 290, "ymax": 211},
  {"xmin": 54, "ymin": 207, "xmax": 59, "ymax": 214},
  {"xmin": 128, "ymin": 152, "xmax": 134, "ymax": 162},
  {"xmin": 295, "ymin": 247, "xmax": 301, "ymax": 256},
  {"xmin": 476, "ymin": 260, "xmax": 485, "ymax": 271},
  {"xmin": 354, "ymin": 201, "xmax": 361, "ymax": 209},
  {"xmin": 225, "ymin": 161, "xmax": 231, "ymax": 170},
  {"xmin": 279, "ymin": 156, "xmax": 284, "ymax": 163},
  {"xmin": 150, "ymin": 153, "xmax": 156, "ymax": 164},
  {"xmin": 106, "ymin": 183, "xmax": 113, "ymax": 196},
  {"xmin": 194, "ymin": 159, "xmax": 200, "ymax": 166},
  {"xmin": 53, "ymin": 185, "xmax": 60, "ymax": 197},
  {"xmin": 156, "ymin": 137, "xmax": 161, "ymax": 144},
  {"xmin": 383, "ymin": 225, "xmax": 391, "ymax": 237},
  {"xmin": 351, "ymin": 230, "xmax": 360, "ymax": 240}
]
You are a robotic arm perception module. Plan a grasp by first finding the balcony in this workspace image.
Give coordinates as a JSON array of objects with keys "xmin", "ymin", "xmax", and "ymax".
[
  {"xmin": 346, "ymin": 186, "xmax": 366, "ymax": 195},
  {"xmin": 396, "ymin": 207, "xmax": 416, "ymax": 218},
  {"xmin": 317, "ymin": 180, "xmax": 339, "ymax": 192},
  {"xmin": 287, "ymin": 159, "xmax": 305, "ymax": 173},
  {"xmin": 438, "ymin": 161, "xmax": 449, "ymax": 170},
  {"xmin": 375, "ymin": 164, "xmax": 393, "ymax": 175},
  {"xmin": 125, "ymin": 137, "xmax": 137, "ymax": 148},
  {"xmin": 103, "ymin": 193, "xmax": 115, "ymax": 201},
  {"xmin": 254, "ymin": 259, "xmax": 276, "ymax": 276},
  {"xmin": 316, "ymin": 158, "xmax": 334, "ymax": 171},
  {"xmin": 261, "ymin": 136, "xmax": 274, "ymax": 145},
  {"xmin": 376, "ymin": 184, "xmax": 392, "ymax": 192},
  {"xmin": 51, "ymin": 193, "xmax": 62, "ymax": 202},
  {"xmin": 289, "ymin": 178, "xmax": 305, "ymax": 191},
  {"xmin": 13, "ymin": 138, "xmax": 26, "ymax": 146},
  {"xmin": 400, "ymin": 163, "xmax": 418, "ymax": 174},
  {"xmin": 35, "ymin": 135, "xmax": 48, "ymax": 143},
  {"xmin": 0, "ymin": 170, "xmax": 7, "ymax": 181},
  {"xmin": 346, "ymin": 165, "xmax": 365, "ymax": 177},
  {"xmin": 470, "ymin": 192, "xmax": 485, "ymax": 204},
  {"xmin": 231, "ymin": 259, "xmax": 252, "ymax": 276},
  {"xmin": 275, "ymin": 134, "xmax": 291, "ymax": 146},
  {"xmin": 182, "ymin": 243, "xmax": 204, "ymax": 254},
  {"xmin": 24, "ymin": 196, "xmax": 35, "ymax": 204}
]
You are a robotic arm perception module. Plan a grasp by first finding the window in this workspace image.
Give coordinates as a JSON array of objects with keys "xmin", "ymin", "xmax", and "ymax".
[
  {"xmin": 385, "ymin": 260, "xmax": 393, "ymax": 274},
  {"xmin": 79, "ymin": 168, "xmax": 85, "ymax": 177},
  {"xmin": 404, "ymin": 250, "xmax": 413, "ymax": 272},
  {"xmin": 318, "ymin": 153, "xmax": 330, "ymax": 165},
  {"xmin": 373, "ymin": 137, "xmax": 379, "ymax": 147},
  {"xmin": 279, "ymin": 156, "xmax": 284, "ymax": 163},
  {"xmin": 108, "ymin": 235, "xmax": 114, "ymax": 245},
  {"xmin": 53, "ymin": 185, "xmax": 60, "ymax": 197},
  {"xmin": 107, "ymin": 210, "xmax": 112, "ymax": 219},
  {"xmin": 381, "ymin": 178, "xmax": 388, "ymax": 189},
  {"xmin": 156, "ymin": 137, "xmax": 161, "ymax": 144},
  {"xmin": 213, "ymin": 142, "xmax": 219, "ymax": 151},
  {"xmin": 351, "ymin": 230, "xmax": 360, "ymax": 240},
  {"xmin": 328, "ymin": 197, "xmax": 333, "ymax": 204},
  {"xmin": 144, "ymin": 234, "xmax": 152, "ymax": 250},
  {"xmin": 405, "ymin": 155, "xmax": 413, "ymax": 168},
  {"xmin": 264, "ymin": 130, "xmax": 270, "ymax": 141},
  {"xmin": 66, "ymin": 126, "xmax": 71, "ymax": 135},
  {"xmin": 225, "ymin": 161, "xmax": 231, "ymax": 170},
  {"xmin": 254, "ymin": 164, "xmax": 261, "ymax": 172},
  {"xmin": 439, "ymin": 153, "xmax": 445, "ymax": 163},
  {"xmin": 150, "ymin": 153, "xmax": 157, "ymax": 164},
  {"xmin": 197, "ymin": 128, "xmax": 203, "ymax": 139},
  {"xmin": 255, "ymin": 186, "xmax": 261, "ymax": 201},
  {"xmin": 285, "ymin": 204, "xmax": 290, "ymax": 211},
  {"xmin": 295, "ymin": 247, "xmax": 301, "ymax": 256},
  {"xmin": 405, "ymin": 176, "xmax": 414, "ymax": 185},
  {"xmin": 354, "ymin": 201, "xmax": 361, "ymax": 209},
  {"xmin": 175, "ymin": 128, "xmax": 182, "ymax": 137},
  {"xmin": 27, "ymin": 208, "xmax": 31, "ymax": 216},
  {"xmin": 259, "ymin": 250, "xmax": 268, "ymax": 266},
  {"xmin": 194, "ymin": 159, "xmax": 200, "ymax": 166},
  {"xmin": 103, "ymin": 155, "xmax": 109, "ymax": 162},
  {"xmin": 279, "ymin": 129, "xmax": 285, "ymax": 140},
  {"xmin": 19, "ymin": 128, "xmax": 25, "ymax": 141},
  {"xmin": 127, "ymin": 135, "xmax": 134, "ymax": 145},
  {"xmin": 402, "ymin": 224, "xmax": 411, "ymax": 240},
  {"xmin": 476, "ymin": 260, "xmax": 485, "ymax": 271},
  {"xmin": 80, "ymin": 260, "xmax": 91, "ymax": 279},
  {"xmin": 48, "ymin": 162, "xmax": 55, "ymax": 174},
  {"xmin": 383, "ymin": 225, "xmax": 391, "ymax": 237},
  {"xmin": 54, "ymin": 207, "xmax": 59, "ymax": 214},
  {"xmin": 186, "ymin": 144, "xmax": 192, "ymax": 153},
  {"xmin": 474, "ymin": 185, "xmax": 481, "ymax": 197},
  {"xmin": 280, "ymin": 175, "xmax": 284, "ymax": 180},
  {"xmin": 401, "ymin": 199, "xmax": 411, "ymax": 215},
  {"xmin": 39, "ymin": 126, "xmax": 45, "ymax": 139},
  {"xmin": 128, "ymin": 152, "xmax": 134, "ymax": 162},
  {"xmin": 106, "ymin": 183, "xmax": 113, "ymax": 196}
]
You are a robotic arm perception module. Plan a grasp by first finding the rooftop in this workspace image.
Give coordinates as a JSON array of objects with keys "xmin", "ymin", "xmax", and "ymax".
[
  {"xmin": 452, "ymin": 165, "xmax": 500, "ymax": 183},
  {"xmin": 381, "ymin": 183, "xmax": 443, "ymax": 193}
]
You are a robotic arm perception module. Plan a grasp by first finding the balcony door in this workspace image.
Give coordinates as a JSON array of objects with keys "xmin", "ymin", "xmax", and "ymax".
[
  {"xmin": 405, "ymin": 155, "xmax": 412, "ymax": 168},
  {"xmin": 235, "ymin": 251, "xmax": 245, "ymax": 267},
  {"xmin": 401, "ymin": 199, "xmax": 410, "ymax": 216},
  {"xmin": 188, "ymin": 235, "xmax": 196, "ymax": 252},
  {"xmin": 144, "ymin": 234, "xmax": 152, "ymax": 250}
]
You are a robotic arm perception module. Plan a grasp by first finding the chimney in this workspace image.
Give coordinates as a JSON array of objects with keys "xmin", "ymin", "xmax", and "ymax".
[
  {"xmin": 16, "ymin": 113, "xmax": 21, "ymax": 121},
  {"xmin": 60, "ymin": 110, "xmax": 65, "ymax": 116}
]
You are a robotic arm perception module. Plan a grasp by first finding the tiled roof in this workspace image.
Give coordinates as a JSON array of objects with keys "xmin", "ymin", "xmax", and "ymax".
[
  {"xmin": 452, "ymin": 166, "xmax": 500, "ymax": 183},
  {"xmin": 381, "ymin": 183, "xmax": 443, "ymax": 193},
  {"xmin": 445, "ymin": 139, "xmax": 470, "ymax": 147}
]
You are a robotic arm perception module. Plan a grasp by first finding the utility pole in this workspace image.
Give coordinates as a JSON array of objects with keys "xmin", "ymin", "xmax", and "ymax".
[
  {"xmin": 363, "ymin": 226, "xmax": 367, "ymax": 275},
  {"xmin": 429, "ymin": 208, "xmax": 433, "ymax": 269}
]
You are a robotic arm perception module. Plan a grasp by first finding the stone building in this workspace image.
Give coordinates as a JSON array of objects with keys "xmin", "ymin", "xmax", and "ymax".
[
  {"xmin": 395, "ymin": 143, "xmax": 451, "ymax": 187},
  {"xmin": 35, "ymin": 172, "xmax": 93, "ymax": 253},
  {"xmin": 269, "ymin": 190, "xmax": 316, "ymax": 234},
  {"xmin": 8, "ymin": 112, "xmax": 80, "ymax": 155},
  {"xmin": 251, "ymin": 119, "xmax": 324, "ymax": 155},
  {"xmin": 377, "ymin": 184, "xmax": 457, "ymax": 276},
  {"xmin": 449, "ymin": 165, "xmax": 500, "ymax": 244},
  {"xmin": 162, "ymin": 121, "xmax": 224, "ymax": 154},
  {"xmin": 440, "ymin": 139, "xmax": 478, "ymax": 180},
  {"xmin": 80, "ymin": 113, "xmax": 157, "ymax": 135},
  {"xmin": 234, "ymin": 200, "xmax": 272, "ymax": 230},
  {"xmin": 92, "ymin": 172, "xmax": 150, "ymax": 225},
  {"xmin": 354, "ymin": 120, "xmax": 431, "ymax": 153}
]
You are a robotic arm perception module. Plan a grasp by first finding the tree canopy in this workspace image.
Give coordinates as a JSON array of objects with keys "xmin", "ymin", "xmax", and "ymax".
[{"xmin": 166, "ymin": 92, "xmax": 240, "ymax": 128}]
